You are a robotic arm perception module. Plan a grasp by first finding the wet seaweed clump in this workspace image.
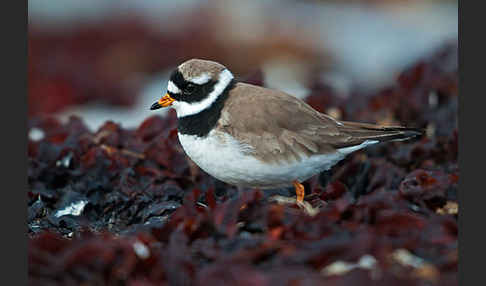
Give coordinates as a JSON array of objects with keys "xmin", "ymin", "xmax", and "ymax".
[{"xmin": 29, "ymin": 43, "xmax": 458, "ymax": 285}]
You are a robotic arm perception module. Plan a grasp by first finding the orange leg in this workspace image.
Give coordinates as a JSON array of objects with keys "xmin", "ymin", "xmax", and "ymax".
[{"xmin": 293, "ymin": 180, "xmax": 305, "ymax": 203}]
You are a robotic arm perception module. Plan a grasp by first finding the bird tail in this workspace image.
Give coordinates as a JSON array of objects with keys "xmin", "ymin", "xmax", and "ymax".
[{"xmin": 336, "ymin": 120, "xmax": 423, "ymax": 147}]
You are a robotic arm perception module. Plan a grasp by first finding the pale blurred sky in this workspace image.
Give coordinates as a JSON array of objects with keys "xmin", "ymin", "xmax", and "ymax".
[{"xmin": 29, "ymin": 0, "xmax": 457, "ymax": 130}]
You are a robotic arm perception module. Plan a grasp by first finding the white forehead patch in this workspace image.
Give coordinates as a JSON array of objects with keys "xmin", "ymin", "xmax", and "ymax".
[
  {"xmin": 189, "ymin": 73, "xmax": 211, "ymax": 85},
  {"xmin": 172, "ymin": 69, "xmax": 234, "ymax": 118},
  {"xmin": 167, "ymin": 81, "xmax": 181, "ymax": 94}
]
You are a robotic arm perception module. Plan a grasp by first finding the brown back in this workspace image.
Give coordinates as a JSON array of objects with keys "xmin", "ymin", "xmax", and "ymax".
[{"xmin": 216, "ymin": 83, "xmax": 421, "ymax": 164}]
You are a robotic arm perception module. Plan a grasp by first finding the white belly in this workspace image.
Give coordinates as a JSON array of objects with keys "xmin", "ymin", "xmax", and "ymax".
[{"xmin": 178, "ymin": 131, "xmax": 376, "ymax": 188}]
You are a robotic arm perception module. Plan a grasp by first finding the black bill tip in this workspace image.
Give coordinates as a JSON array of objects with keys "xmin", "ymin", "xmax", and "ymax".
[{"xmin": 150, "ymin": 102, "xmax": 162, "ymax": 110}]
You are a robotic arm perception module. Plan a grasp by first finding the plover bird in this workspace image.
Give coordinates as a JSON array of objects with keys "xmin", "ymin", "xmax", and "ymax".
[{"xmin": 150, "ymin": 59, "xmax": 421, "ymax": 203}]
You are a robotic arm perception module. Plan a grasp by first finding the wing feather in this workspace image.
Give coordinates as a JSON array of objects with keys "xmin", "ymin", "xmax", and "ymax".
[{"xmin": 217, "ymin": 83, "xmax": 421, "ymax": 164}]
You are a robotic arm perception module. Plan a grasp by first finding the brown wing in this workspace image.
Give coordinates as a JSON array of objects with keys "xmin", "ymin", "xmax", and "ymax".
[{"xmin": 217, "ymin": 83, "xmax": 421, "ymax": 164}]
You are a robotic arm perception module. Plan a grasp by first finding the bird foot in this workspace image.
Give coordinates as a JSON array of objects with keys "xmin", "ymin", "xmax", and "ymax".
[{"xmin": 293, "ymin": 180, "xmax": 305, "ymax": 203}]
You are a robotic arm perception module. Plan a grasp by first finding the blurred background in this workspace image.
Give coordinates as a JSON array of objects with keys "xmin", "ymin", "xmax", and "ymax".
[{"xmin": 28, "ymin": 0, "xmax": 458, "ymax": 132}]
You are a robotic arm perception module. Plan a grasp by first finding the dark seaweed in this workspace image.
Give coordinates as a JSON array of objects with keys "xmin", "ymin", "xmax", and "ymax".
[{"xmin": 28, "ymin": 42, "xmax": 458, "ymax": 286}]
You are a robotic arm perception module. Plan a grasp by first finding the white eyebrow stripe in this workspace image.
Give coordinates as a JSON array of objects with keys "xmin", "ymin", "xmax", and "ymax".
[
  {"xmin": 167, "ymin": 81, "xmax": 181, "ymax": 94},
  {"xmin": 190, "ymin": 73, "xmax": 212, "ymax": 85}
]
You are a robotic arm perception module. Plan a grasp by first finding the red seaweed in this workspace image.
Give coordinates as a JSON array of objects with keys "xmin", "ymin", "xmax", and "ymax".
[{"xmin": 28, "ymin": 42, "xmax": 458, "ymax": 285}]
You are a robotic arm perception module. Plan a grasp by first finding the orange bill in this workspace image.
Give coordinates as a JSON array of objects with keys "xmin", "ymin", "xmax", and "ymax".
[{"xmin": 150, "ymin": 93, "xmax": 175, "ymax": 110}]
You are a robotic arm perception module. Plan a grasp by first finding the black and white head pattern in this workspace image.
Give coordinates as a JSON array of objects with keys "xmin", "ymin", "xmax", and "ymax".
[
  {"xmin": 166, "ymin": 59, "xmax": 236, "ymax": 137},
  {"xmin": 166, "ymin": 59, "xmax": 235, "ymax": 118}
]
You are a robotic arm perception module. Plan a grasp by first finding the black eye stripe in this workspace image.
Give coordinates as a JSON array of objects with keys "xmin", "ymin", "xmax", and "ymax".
[
  {"xmin": 169, "ymin": 70, "xmax": 187, "ymax": 89},
  {"xmin": 185, "ymin": 83, "xmax": 196, "ymax": 92},
  {"xmin": 169, "ymin": 91, "xmax": 183, "ymax": 101},
  {"xmin": 182, "ymin": 81, "xmax": 216, "ymax": 103},
  {"xmin": 168, "ymin": 69, "xmax": 218, "ymax": 103}
]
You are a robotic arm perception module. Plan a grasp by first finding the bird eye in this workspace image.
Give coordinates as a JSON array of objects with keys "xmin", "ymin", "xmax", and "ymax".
[{"xmin": 185, "ymin": 83, "xmax": 196, "ymax": 94}]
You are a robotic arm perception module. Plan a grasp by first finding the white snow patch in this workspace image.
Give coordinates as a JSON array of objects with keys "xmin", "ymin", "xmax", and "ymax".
[
  {"xmin": 321, "ymin": 254, "xmax": 377, "ymax": 276},
  {"xmin": 133, "ymin": 240, "xmax": 150, "ymax": 259},
  {"xmin": 29, "ymin": 128, "xmax": 45, "ymax": 141},
  {"xmin": 55, "ymin": 200, "xmax": 88, "ymax": 217}
]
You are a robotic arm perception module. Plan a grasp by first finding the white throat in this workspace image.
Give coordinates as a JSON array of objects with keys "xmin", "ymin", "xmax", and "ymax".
[{"xmin": 172, "ymin": 69, "xmax": 234, "ymax": 118}]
